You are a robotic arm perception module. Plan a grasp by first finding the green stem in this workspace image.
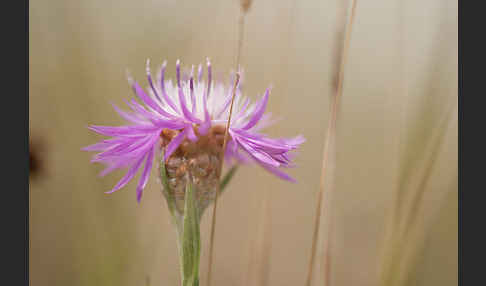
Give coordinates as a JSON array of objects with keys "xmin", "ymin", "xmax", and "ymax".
[
  {"xmin": 159, "ymin": 152, "xmax": 238, "ymax": 286},
  {"xmin": 179, "ymin": 174, "xmax": 201, "ymax": 286},
  {"xmin": 159, "ymin": 152, "xmax": 200, "ymax": 286}
]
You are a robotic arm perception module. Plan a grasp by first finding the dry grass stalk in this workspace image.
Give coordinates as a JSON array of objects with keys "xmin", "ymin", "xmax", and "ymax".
[
  {"xmin": 235, "ymin": 13, "xmax": 245, "ymax": 70},
  {"xmin": 330, "ymin": 0, "xmax": 350, "ymax": 93},
  {"xmin": 206, "ymin": 6, "xmax": 247, "ymax": 283},
  {"xmin": 206, "ymin": 5, "xmax": 252, "ymax": 286},
  {"xmin": 320, "ymin": 134, "xmax": 336, "ymax": 286},
  {"xmin": 240, "ymin": 0, "xmax": 253, "ymax": 13},
  {"xmin": 206, "ymin": 73, "xmax": 241, "ymax": 286},
  {"xmin": 305, "ymin": 1, "xmax": 358, "ymax": 286}
]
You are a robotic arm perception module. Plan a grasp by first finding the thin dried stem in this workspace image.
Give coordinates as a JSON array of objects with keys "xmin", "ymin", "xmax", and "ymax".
[
  {"xmin": 145, "ymin": 276, "xmax": 150, "ymax": 286},
  {"xmin": 321, "ymin": 144, "xmax": 335, "ymax": 286},
  {"xmin": 235, "ymin": 12, "xmax": 245, "ymax": 69},
  {"xmin": 305, "ymin": 1, "xmax": 358, "ymax": 286},
  {"xmin": 330, "ymin": 0, "xmax": 350, "ymax": 93},
  {"xmin": 206, "ymin": 65, "xmax": 243, "ymax": 286},
  {"xmin": 240, "ymin": 0, "xmax": 253, "ymax": 13},
  {"xmin": 206, "ymin": 7, "xmax": 247, "ymax": 286}
]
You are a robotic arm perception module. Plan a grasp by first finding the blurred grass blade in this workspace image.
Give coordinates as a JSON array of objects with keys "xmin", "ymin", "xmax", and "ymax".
[{"xmin": 219, "ymin": 166, "xmax": 238, "ymax": 194}]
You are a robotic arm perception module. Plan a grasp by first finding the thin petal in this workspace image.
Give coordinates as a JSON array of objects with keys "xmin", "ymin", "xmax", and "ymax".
[
  {"xmin": 214, "ymin": 90, "xmax": 234, "ymax": 119},
  {"xmin": 164, "ymin": 129, "xmax": 186, "ymax": 161},
  {"xmin": 136, "ymin": 146, "xmax": 155, "ymax": 202},
  {"xmin": 176, "ymin": 59, "xmax": 182, "ymax": 88},
  {"xmin": 178, "ymin": 86, "xmax": 201, "ymax": 123},
  {"xmin": 259, "ymin": 162, "xmax": 296, "ymax": 183},
  {"xmin": 130, "ymin": 79, "xmax": 175, "ymax": 119},
  {"xmin": 82, "ymin": 140, "xmax": 118, "ymax": 151},
  {"xmin": 280, "ymin": 135, "xmax": 306, "ymax": 146},
  {"xmin": 99, "ymin": 159, "xmax": 130, "ymax": 177},
  {"xmin": 88, "ymin": 125, "xmax": 161, "ymax": 137},
  {"xmin": 112, "ymin": 103, "xmax": 148, "ymax": 124},
  {"xmin": 251, "ymin": 113, "xmax": 281, "ymax": 131},
  {"xmin": 241, "ymin": 88, "xmax": 270, "ymax": 130},
  {"xmin": 126, "ymin": 99, "xmax": 168, "ymax": 124},
  {"xmin": 93, "ymin": 132, "xmax": 160, "ymax": 160},
  {"xmin": 176, "ymin": 60, "xmax": 200, "ymax": 123},
  {"xmin": 234, "ymin": 136, "xmax": 280, "ymax": 167},
  {"xmin": 205, "ymin": 58, "xmax": 212, "ymax": 100},
  {"xmin": 92, "ymin": 137, "xmax": 148, "ymax": 161},
  {"xmin": 233, "ymin": 97, "xmax": 251, "ymax": 123},
  {"xmin": 232, "ymin": 129, "xmax": 297, "ymax": 154},
  {"xmin": 197, "ymin": 63, "xmax": 203, "ymax": 82},
  {"xmin": 105, "ymin": 152, "xmax": 147, "ymax": 194},
  {"xmin": 159, "ymin": 61, "xmax": 180, "ymax": 113},
  {"xmin": 198, "ymin": 59, "xmax": 213, "ymax": 136},
  {"xmin": 186, "ymin": 125, "xmax": 198, "ymax": 142},
  {"xmin": 190, "ymin": 76, "xmax": 196, "ymax": 114},
  {"xmin": 146, "ymin": 59, "xmax": 162, "ymax": 103},
  {"xmin": 83, "ymin": 136, "xmax": 143, "ymax": 152},
  {"xmin": 128, "ymin": 100, "xmax": 185, "ymax": 128}
]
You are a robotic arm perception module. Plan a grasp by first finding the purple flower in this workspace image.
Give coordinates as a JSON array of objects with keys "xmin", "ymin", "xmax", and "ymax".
[{"xmin": 84, "ymin": 59, "xmax": 305, "ymax": 202}]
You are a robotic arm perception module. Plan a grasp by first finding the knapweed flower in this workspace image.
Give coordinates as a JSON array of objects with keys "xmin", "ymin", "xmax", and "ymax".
[{"xmin": 83, "ymin": 59, "xmax": 305, "ymax": 204}]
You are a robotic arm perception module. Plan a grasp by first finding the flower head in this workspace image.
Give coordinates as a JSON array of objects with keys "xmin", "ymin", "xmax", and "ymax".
[{"xmin": 84, "ymin": 59, "xmax": 305, "ymax": 202}]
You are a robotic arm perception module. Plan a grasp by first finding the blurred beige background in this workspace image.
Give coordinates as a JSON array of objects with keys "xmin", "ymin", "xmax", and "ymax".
[{"xmin": 29, "ymin": 0, "xmax": 457, "ymax": 285}]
